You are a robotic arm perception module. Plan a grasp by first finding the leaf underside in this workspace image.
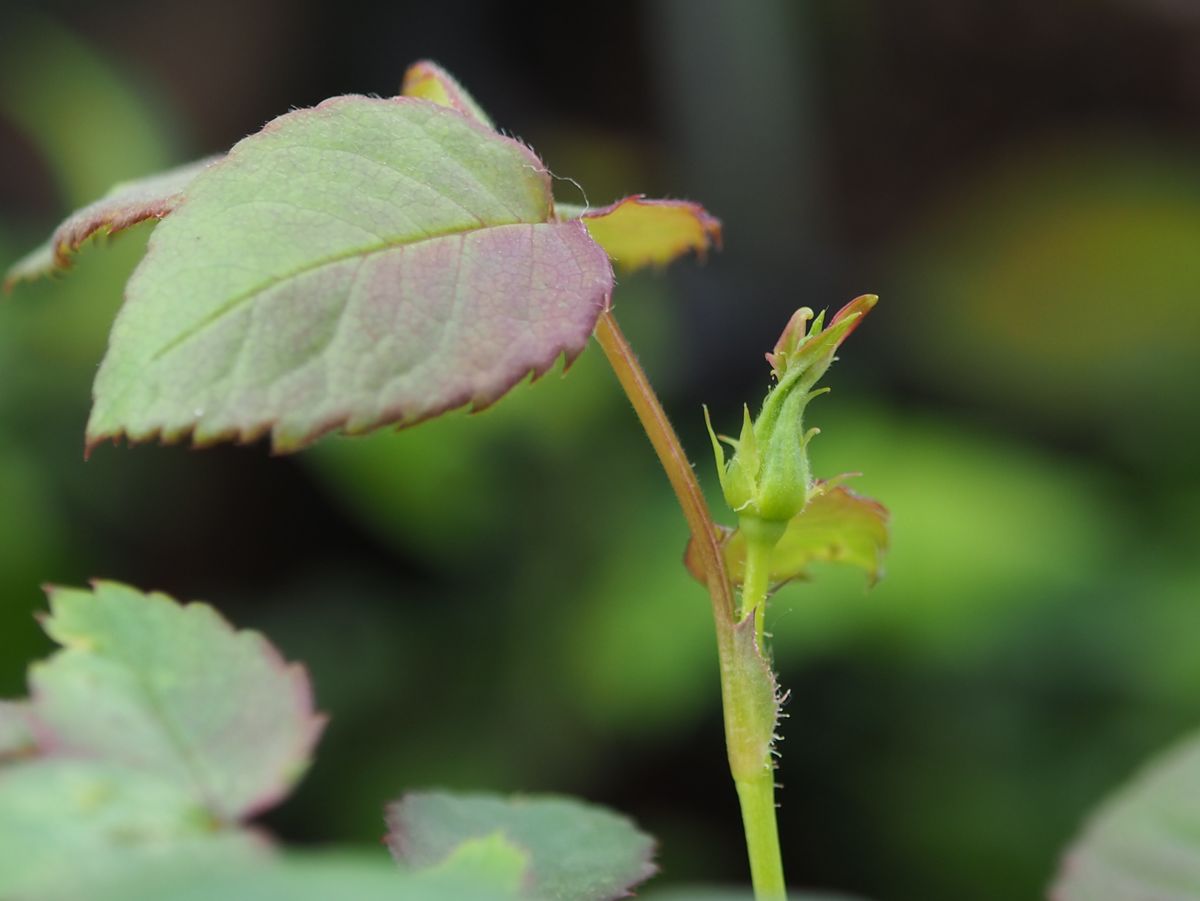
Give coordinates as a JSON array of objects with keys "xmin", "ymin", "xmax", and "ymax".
[
  {"xmin": 1051, "ymin": 727, "xmax": 1200, "ymax": 900},
  {"xmin": 85, "ymin": 96, "xmax": 613, "ymax": 453},
  {"xmin": 386, "ymin": 791, "xmax": 658, "ymax": 901}
]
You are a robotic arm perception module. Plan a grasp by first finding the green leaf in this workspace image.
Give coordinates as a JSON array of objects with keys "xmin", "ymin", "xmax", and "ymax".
[
  {"xmin": 3, "ymin": 156, "xmax": 219, "ymax": 289},
  {"xmin": 30, "ymin": 581, "xmax": 324, "ymax": 822},
  {"xmin": 1050, "ymin": 727, "xmax": 1200, "ymax": 900},
  {"xmin": 0, "ymin": 700, "xmax": 37, "ymax": 759},
  {"xmin": 0, "ymin": 758, "xmax": 261, "ymax": 900},
  {"xmin": 91, "ymin": 850, "xmax": 532, "ymax": 901},
  {"xmin": 84, "ymin": 96, "xmax": 613, "ymax": 453},
  {"xmin": 646, "ymin": 891, "xmax": 868, "ymax": 901},
  {"xmin": 686, "ymin": 484, "xmax": 889, "ymax": 589},
  {"xmin": 386, "ymin": 791, "xmax": 657, "ymax": 901},
  {"xmin": 557, "ymin": 195, "xmax": 722, "ymax": 271}
]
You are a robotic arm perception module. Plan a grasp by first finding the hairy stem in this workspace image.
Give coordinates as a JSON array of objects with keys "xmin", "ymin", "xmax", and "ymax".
[{"xmin": 594, "ymin": 308, "xmax": 786, "ymax": 900}]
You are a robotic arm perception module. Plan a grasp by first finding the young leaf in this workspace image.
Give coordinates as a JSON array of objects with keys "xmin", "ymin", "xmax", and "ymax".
[
  {"xmin": 84, "ymin": 97, "xmax": 613, "ymax": 453},
  {"xmin": 556, "ymin": 195, "xmax": 722, "ymax": 271},
  {"xmin": 0, "ymin": 758, "xmax": 262, "ymax": 901},
  {"xmin": 3, "ymin": 155, "xmax": 220, "ymax": 289},
  {"xmin": 386, "ymin": 791, "xmax": 657, "ymax": 901},
  {"xmin": 0, "ymin": 700, "xmax": 37, "ymax": 759},
  {"xmin": 685, "ymin": 485, "xmax": 890, "ymax": 588},
  {"xmin": 401, "ymin": 60, "xmax": 494, "ymax": 128},
  {"xmin": 1051, "ymin": 727, "xmax": 1200, "ymax": 900},
  {"xmin": 30, "ymin": 581, "xmax": 324, "ymax": 822}
]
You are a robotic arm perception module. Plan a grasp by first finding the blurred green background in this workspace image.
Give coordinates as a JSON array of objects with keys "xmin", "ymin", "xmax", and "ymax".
[{"xmin": 1, "ymin": 2, "xmax": 1198, "ymax": 899}]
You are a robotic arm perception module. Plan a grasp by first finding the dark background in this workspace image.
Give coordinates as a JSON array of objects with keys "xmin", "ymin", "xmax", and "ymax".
[{"xmin": 1, "ymin": 2, "xmax": 1199, "ymax": 899}]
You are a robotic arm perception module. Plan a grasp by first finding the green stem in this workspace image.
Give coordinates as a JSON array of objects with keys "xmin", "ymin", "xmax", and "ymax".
[
  {"xmin": 738, "ymin": 516, "xmax": 786, "ymax": 652},
  {"xmin": 594, "ymin": 309, "xmax": 786, "ymax": 901},
  {"xmin": 737, "ymin": 772, "xmax": 787, "ymax": 901}
]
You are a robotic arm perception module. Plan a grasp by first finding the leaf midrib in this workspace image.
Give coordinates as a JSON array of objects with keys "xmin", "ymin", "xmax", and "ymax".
[{"xmin": 148, "ymin": 216, "xmax": 538, "ymax": 363}]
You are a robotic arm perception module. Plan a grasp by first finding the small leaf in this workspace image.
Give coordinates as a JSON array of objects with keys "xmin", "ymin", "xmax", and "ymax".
[
  {"xmin": 30, "ymin": 581, "xmax": 324, "ymax": 822},
  {"xmin": 0, "ymin": 758, "xmax": 261, "ymax": 900},
  {"xmin": 3, "ymin": 155, "xmax": 219, "ymax": 289},
  {"xmin": 558, "ymin": 195, "xmax": 721, "ymax": 271},
  {"xmin": 0, "ymin": 700, "xmax": 37, "ymax": 759},
  {"xmin": 401, "ymin": 60, "xmax": 494, "ymax": 128},
  {"xmin": 85, "ymin": 96, "xmax": 613, "ymax": 453},
  {"xmin": 686, "ymin": 485, "xmax": 890, "ymax": 588},
  {"xmin": 386, "ymin": 791, "xmax": 657, "ymax": 901},
  {"xmin": 1051, "ymin": 727, "xmax": 1200, "ymax": 900}
]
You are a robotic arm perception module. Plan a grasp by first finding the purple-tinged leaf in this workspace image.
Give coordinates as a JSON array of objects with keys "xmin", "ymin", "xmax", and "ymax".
[
  {"xmin": 0, "ymin": 700, "xmax": 37, "ymax": 760},
  {"xmin": 557, "ymin": 195, "xmax": 722, "ymax": 271},
  {"xmin": 30, "ymin": 581, "xmax": 325, "ymax": 823},
  {"xmin": 3, "ymin": 156, "xmax": 220, "ymax": 289},
  {"xmin": 84, "ymin": 96, "xmax": 613, "ymax": 453},
  {"xmin": 686, "ymin": 484, "xmax": 890, "ymax": 588},
  {"xmin": 1051, "ymin": 727, "xmax": 1200, "ymax": 900},
  {"xmin": 386, "ymin": 791, "xmax": 657, "ymax": 901}
]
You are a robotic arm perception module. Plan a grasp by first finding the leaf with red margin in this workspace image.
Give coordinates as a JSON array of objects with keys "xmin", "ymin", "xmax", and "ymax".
[
  {"xmin": 386, "ymin": 791, "xmax": 657, "ymax": 901},
  {"xmin": 686, "ymin": 483, "xmax": 890, "ymax": 588},
  {"xmin": 0, "ymin": 701, "xmax": 37, "ymax": 760},
  {"xmin": 400, "ymin": 65, "xmax": 723, "ymax": 276},
  {"xmin": 3, "ymin": 156, "xmax": 220, "ymax": 289},
  {"xmin": 557, "ymin": 195, "xmax": 722, "ymax": 271},
  {"xmin": 83, "ymin": 96, "xmax": 613, "ymax": 454},
  {"xmin": 401, "ymin": 60, "xmax": 494, "ymax": 128},
  {"xmin": 29, "ymin": 581, "xmax": 325, "ymax": 823}
]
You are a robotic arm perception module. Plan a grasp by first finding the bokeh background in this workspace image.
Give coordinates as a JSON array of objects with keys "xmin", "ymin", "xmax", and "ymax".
[{"xmin": 1, "ymin": 2, "xmax": 1198, "ymax": 899}]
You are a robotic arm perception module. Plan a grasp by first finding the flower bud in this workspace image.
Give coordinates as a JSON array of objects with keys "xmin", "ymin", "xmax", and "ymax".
[{"xmin": 706, "ymin": 295, "xmax": 877, "ymax": 529}]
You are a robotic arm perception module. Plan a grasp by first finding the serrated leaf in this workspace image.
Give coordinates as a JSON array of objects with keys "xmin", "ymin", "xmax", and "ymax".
[
  {"xmin": 685, "ymin": 485, "xmax": 890, "ymax": 588},
  {"xmin": 1050, "ymin": 727, "xmax": 1200, "ymax": 900},
  {"xmin": 30, "ymin": 581, "xmax": 324, "ymax": 822},
  {"xmin": 0, "ymin": 700, "xmax": 37, "ymax": 759},
  {"xmin": 82, "ymin": 96, "xmax": 612, "ymax": 453},
  {"xmin": 401, "ymin": 60, "xmax": 494, "ymax": 128},
  {"xmin": 3, "ymin": 155, "xmax": 219, "ymax": 289},
  {"xmin": 0, "ymin": 758, "xmax": 262, "ymax": 901},
  {"xmin": 557, "ymin": 195, "xmax": 722, "ymax": 271},
  {"xmin": 386, "ymin": 791, "xmax": 657, "ymax": 901}
]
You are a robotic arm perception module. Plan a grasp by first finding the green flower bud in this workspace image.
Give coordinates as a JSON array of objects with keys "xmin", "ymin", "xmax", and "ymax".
[{"xmin": 706, "ymin": 295, "xmax": 877, "ymax": 529}]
